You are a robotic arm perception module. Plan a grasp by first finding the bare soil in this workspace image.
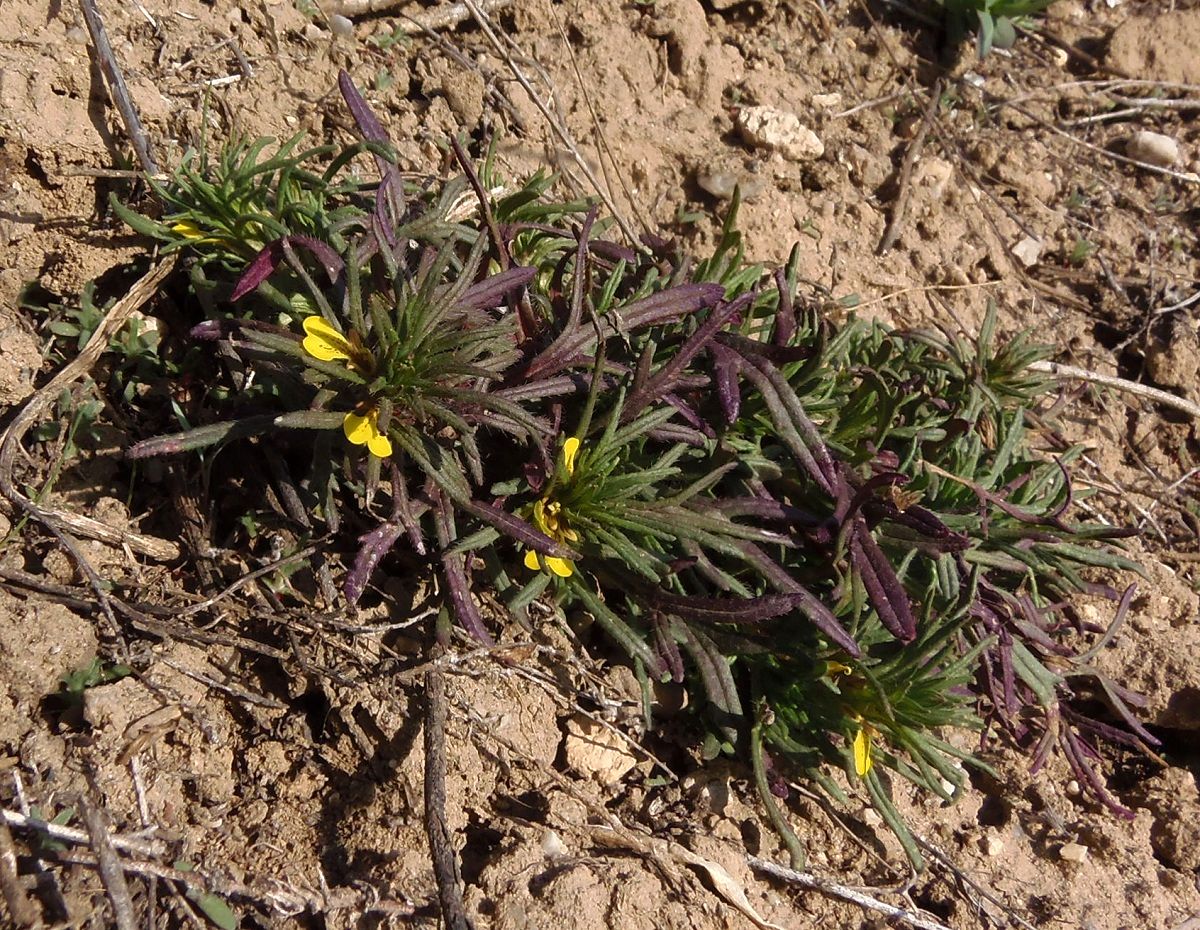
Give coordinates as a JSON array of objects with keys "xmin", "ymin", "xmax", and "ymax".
[{"xmin": 1, "ymin": 1, "xmax": 1199, "ymax": 928}]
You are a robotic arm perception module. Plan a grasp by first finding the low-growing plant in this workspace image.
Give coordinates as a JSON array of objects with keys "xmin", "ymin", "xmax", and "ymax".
[
  {"xmin": 939, "ymin": 0, "xmax": 1057, "ymax": 57},
  {"xmin": 102, "ymin": 71, "xmax": 1147, "ymax": 865}
]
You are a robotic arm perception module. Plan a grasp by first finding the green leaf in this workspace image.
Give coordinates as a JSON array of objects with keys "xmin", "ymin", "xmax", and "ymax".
[{"xmin": 185, "ymin": 888, "xmax": 238, "ymax": 930}]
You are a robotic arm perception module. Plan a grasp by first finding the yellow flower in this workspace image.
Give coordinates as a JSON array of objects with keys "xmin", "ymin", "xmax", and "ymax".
[
  {"xmin": 301, "ymin": 316, "xmax": 376, "ymax": 376},
  {"xmin": 300, "ymin": 317, "xmax": 389, "ymax": 458},
  {"xmin": 343, "ymin": 404, "xmax": 393, "ymax": 458},
  {"xmin": 302, "ymin": 316, "xmax": 353, "ymax": 363},
  {"xmin": 172, "ymin": 220, "xmax": 207, "ymax": 240},
  {"xmin": 852, "ymin": 727, "xmax": 873, "ymax": 776},
  {"xmin": 524, "ymin": 437, "xmax": 581, "ymax": 577},
  {"xmin": 561, "ymin": 435, "xmax": 580, "ymax": 475},
  {"xmin": 826, "ymin": 661, "xmax": 853, "ymax": 678}
]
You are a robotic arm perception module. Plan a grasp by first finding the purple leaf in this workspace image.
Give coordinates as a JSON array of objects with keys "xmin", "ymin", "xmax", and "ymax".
[
  {"xmin": 772, "ymin": 266, "xmax": 796, "ymax": 347},
  {"xmin": 190, "ymin": 320, "xmax": 224, "ymax": 340},
  {"xmin": 734, "ymin": 354, "xmax": 838, "ymax": 497},
  {"xmin": 739, "ymin": 542, "xmax": 860, "ymax": 657},
  {"xmin": 432, "ymin": 490, "xmax": 493, "ymax": 644},
  {"xmin": 338, "ymin": 70, "xmax": 389, "ymax": 144},
  {"xmin": 673, "ymin": 620, "xmax": 742, "ymax": 739},
  {"xmin": 849, "ymin": 519, "xmax": 916, "ymax": 642},
  {"xmin": 345, "ymin": 522, "xmax": 406, "ymax": 606},
  {"xmin": 717, "ymin": 331, "xmax": 815, "ymax": 364},
  {"xmin": 652, "ymin": 613, "xmax": 685, "ymax": 683},
  {"xmin": 391, "ymin": 462, "xmax": 427, "ymax": 556},
  {"xmin": 462, "ymin": 499, "xmax": 578, "ymax": 558},
  {"xmin": 231, "ymin": 235, "xmax": 344, "ymax": 302},
  {"xmin": 1061, "ymin": 727, "xmax": 1134, "ymax": 819},
  {"xmin": 524, "ymin": 282, "xmax": 725, "ymax": 379},
  {"xmin": 649, "ymin": 590, "xmax": 809, "ymax": 625},
  {"xmin": 589, "ymin": 239, "xmax": 639, "ymax": 264},
  {"xmin": 231, "ymin": 242, "xmax": 281, "ymax": 301},
  {"xmin": 710, "ymin": 343, "xmax": 742, "ymax": 424},
  {"xmin": 125, "ymin": 415, "xmax": 278, "ymax": 459},
  {"xmin": 713, "ymin": 496, "xmax": 820, "ymax": 526},
  {"xmin": 459, "ymin": 266, "xmax": 536, "ymax": 311},
  {"xmin": 623, "ymin": 293, "xmax": 751, "ymax": 422}
]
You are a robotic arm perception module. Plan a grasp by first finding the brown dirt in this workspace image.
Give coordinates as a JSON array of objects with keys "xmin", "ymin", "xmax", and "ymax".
[{"xmin": 1, "ymin": 1, "xmax": 1199, "ymax": 928}]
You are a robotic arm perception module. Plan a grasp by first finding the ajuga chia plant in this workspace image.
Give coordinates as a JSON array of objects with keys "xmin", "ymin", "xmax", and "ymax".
[{"xmin": 113, "ymin": 71, "xmax": 1151, "ymax": 867}]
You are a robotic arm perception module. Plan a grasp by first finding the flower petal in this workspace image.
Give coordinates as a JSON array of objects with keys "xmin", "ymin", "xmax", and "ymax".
[
  {"xmin": 302, "ymin": 316, "xmax": 354, "ymax": 362},
  {"xmin": 172, "ymin": 221, "xmax": 206, "ymax": 240},
  {"xmin": 852, "ymin": 728, "xmax": 873, "ymax": 777},
  {"xmin": 343, "ymin": 410, "xmax": 374, "ymax": 446},
  {"xmin": 523, "ymin": 550, "xmax": 543, "ymax": 572},
  {"xmin": 544, "ymin": 556, "xmax": 574, "ymax": 578},
  {"xmin": 342, "ymin": 408, "xmax": 393, "ymax": 458},
  {"xmin": 367, "ymin": 432, "xmax": 393, "ymax": 458},
  {"xmin": 562, "ymin": 436, "xmax": 580, "ymax": 475}
]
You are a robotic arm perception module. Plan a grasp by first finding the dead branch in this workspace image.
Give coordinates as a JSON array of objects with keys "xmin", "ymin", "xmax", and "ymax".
[
  {"xmin": 81, "ymin": 800, "xmax": 138, "ymax": 930},
  {"xmin": 425, "ymin": 646, "xmax": 475, "ymax": 930},
  {"xmin": 321, "ymin": 0, "xmax": 513, "ymax": 26},
  {"xmin": 1030, "ymin": 359, "xmax": 1200, "ymax": 420},
  {"xmin": 5, "ymin": 809, "xmax": 414, "ymax": 919},
  {"xmin": 4, "ymin": 809, "xmax": 167, "ymax": 858},
  {"xmin": 878, "ymin": 78, "xmax": 943, "ymax": 255},
  {"xmin": 78, "ymin": 0, "xmax": 160, "ymax": 175},
  {"xmin": 748, "ymin": 856, "xmax": 955, "ymax": 930}
]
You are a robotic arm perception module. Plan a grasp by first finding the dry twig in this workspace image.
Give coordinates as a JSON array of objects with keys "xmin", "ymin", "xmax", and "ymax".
[
  {"xmin": 81, "ymin": 800, "xmax": 138, "ymax": 930},
  {"xmin": 425, "ymin": 636, "xmax": 474, "ymax": 930},
  {"xmin": 1030, "ymin": 359, "xmax": 1200, "ymax": 420},
  {"xmin": 4, "ymin": 809, "xmax": 413, "ymax": 919},
  {"xmin": 324, "ymin": 0, "xmax": 513, "ymax": 25},
  {"xmin": 748, "ymin": 856, "xmax": 955, "ymax": 930},
  {"xmin": 78, "ymin": 0, "xmax": 160, "ymax": 175},
  {"xmin": 878, "ymin": 78, "xmax": 944, "ymax": 255}
]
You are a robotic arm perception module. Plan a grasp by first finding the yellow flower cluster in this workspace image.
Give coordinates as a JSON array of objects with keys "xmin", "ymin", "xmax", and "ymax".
[
  {"xmin": 524, "ymin": 437, "xmax": 580, "ymax": 578},
  {"xmin": 300, "ymin": 316, "xmax": 392, "ymax": 458}
]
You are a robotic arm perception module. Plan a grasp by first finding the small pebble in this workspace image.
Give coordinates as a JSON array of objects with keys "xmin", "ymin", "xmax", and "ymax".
[
  {"xmin": 736, "ymin": 105, "xmax": 824, "ymax": 162},
  {"xmin": 696, "ymin": 169, "xmax": 765, "ymax": 202},
  {"xmin": 66, "ymin": 25, "xmax": 88, "ymax": 43},
  {"xmin": 329, "ymin": 13, "xmax": 353, "ymax": 37},
  {"xmin": 541, "ymin": 829, "xmax": 566, "ymax": 859},
  {"xmin": 1059, "ymin": 842, "xmax": 1089, "ymax": 863},
  {"xmin": 1127, "ymin": 130, "xmax": 1180, "ymax": 168},
  {"xmin": 811, "ymin": 92, "xmax": 842, "ymax": 110},
  {"xmin": 1011, "ymin": 236, "xmax": 1043, "ymax": 268},
  {"xmin": 983, "ymin": 834, "xmax": 1005, "ymax": 857}
]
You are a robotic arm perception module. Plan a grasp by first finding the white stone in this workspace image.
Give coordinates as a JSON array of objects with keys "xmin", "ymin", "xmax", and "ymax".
[
  {"xmin": 1059, "ymin": 842, "xmax": 1089, "ymax": 863},
  {"xmin": 983, "ymin": 834, "xmax": 1005, "ymax": 857},
  {"xmin": 329, "ymin": 14, "xmax": 354, "ymax": 37},
  {"xmin": 541, "ymin": 829, "xmax": 567, "ymax": 859},
  {"xmin": 811, "ymin": 92, "xmax": 843, "ymax": 110},
  {"xmin": 736, "ymin": 105, "xmax": 824, "ymax": 161},
  {"xmin": 1011, "ymin": 236, "xmax": 1044, "ymax": 268},
  {"xmin": 1127, "ymin": 131, "xmax": 1180, "ymax": 168}
]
